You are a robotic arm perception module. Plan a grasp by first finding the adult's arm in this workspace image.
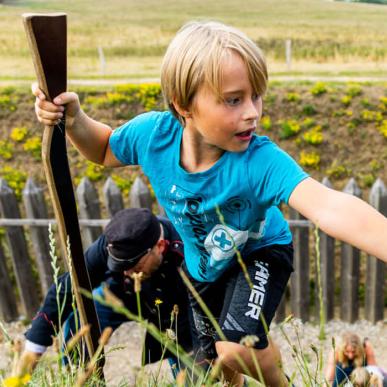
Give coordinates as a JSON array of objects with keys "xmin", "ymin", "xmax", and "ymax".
[
  {"xmin": 364, "ymin": 338, "xmax": 377, "ymax": 365},
  {"xmin": 25, "ymin": 235, "xmax": 110, "ymax": 348},
  {"xmin": 324, "ymin": 349, "xmax": 337, "ymax": 385}
]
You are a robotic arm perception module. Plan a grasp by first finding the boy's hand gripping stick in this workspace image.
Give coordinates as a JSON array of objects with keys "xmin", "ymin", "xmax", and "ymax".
[{"xmin": 22, "ymin": 13, "xmax": 104, "ymax": 376}]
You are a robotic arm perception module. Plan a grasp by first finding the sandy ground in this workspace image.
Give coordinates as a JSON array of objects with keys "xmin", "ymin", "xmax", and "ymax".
[{"xmin": 0, "ymin": 318, "xmax": 386, "ymax": 386}]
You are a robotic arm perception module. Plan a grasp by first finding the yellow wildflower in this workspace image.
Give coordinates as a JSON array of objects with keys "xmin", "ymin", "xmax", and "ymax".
[{"xmin": 3, "ymin": 374, "xmax": 31, "ymax": 387}]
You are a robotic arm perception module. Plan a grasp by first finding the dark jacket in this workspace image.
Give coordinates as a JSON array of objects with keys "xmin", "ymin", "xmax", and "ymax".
[{"xmin": 25, "ymin": 217, "xmax": 192, "ymax": 361}]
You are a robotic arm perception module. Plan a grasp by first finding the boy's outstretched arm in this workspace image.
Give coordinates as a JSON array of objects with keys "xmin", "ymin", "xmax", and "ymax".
[
  {"xmin": 32, "ymin": 83, "xmax": 122, "ymax": 167},
  {"xmin": 288, "ymin": 177, "xmax": 387, "ymax": 263}
]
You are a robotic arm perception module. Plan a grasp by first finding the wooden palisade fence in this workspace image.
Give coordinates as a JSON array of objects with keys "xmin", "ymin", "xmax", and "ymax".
[{"xmin": 0, "ymin": 175, "xmax": 386, "ymax": 324}]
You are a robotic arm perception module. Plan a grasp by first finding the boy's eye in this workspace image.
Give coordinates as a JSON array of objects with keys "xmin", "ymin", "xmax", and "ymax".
[
  {"xmin": 225, "ymin": 97, "xmax": 241, "ymax": 106},
  {"xmin": 252, "ymin": 93, "xmax": 261, "ymax": 102}
]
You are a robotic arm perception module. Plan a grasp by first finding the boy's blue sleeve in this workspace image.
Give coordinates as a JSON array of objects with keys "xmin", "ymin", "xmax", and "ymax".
[
  {"xmin": 248, "ymin": 141, "xmax": 309, "ymax": 206},
  {"xmin": 109, "ymin": 111, "xmax": 161, "ymax": 166}
]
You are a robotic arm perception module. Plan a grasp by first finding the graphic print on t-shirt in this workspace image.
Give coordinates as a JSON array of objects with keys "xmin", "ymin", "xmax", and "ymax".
[{"xmin": 168, "ymin": 185, "xmax": 267, "ymax": 279}]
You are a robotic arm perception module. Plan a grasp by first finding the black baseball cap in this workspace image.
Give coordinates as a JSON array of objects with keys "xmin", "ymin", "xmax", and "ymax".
[{"xmin": 104, "ymin": 208, "xmax": 161, "ymax": 272}]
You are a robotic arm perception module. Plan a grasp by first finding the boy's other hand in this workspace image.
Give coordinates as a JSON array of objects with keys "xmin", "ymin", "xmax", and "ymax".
[{"xmin": 32, "ymin": 82, "xmax": 81, "ymax": 129}]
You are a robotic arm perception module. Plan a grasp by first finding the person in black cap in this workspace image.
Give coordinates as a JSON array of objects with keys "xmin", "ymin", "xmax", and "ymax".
[{"xmin": 21, "ymin": 208, "xmax": 193, "ymax": 374}]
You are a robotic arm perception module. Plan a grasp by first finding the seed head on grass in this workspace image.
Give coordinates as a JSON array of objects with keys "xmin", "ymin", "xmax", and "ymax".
[
  {"xmin": 240, "ymin": 335, "xmax": 259, "ymax": 348},
  {"xmin": 65, "ymin": 325, "xmax": 91, "ymax": 354},
  {"xmin": 166, "ymin": 328, "xmax": 176, "ymax": 341},
  {"xmin": 51, "ymin": 336, "xmax": 60, "ymax": 354},
  {"xmin": 131, "ymin": 272, "xmax": 143, "ymax": 293},
  {"xmin": 74, "ymin": 327, "xmax": 113, "ymax": 387},
  {"xmin": 102, "ymin": 285, "xmax": 124, "ymax": 309}
]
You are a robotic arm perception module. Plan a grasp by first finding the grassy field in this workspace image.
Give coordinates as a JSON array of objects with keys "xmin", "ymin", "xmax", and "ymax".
[{"xmin": 0, "ymin": 0, "xmax": 387, "ymax": 80}]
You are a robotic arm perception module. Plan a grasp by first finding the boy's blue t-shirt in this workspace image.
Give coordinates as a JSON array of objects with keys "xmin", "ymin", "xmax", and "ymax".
[{"xmin": 110, "ymin": 111, "xmax": 309, "ymax": 282}]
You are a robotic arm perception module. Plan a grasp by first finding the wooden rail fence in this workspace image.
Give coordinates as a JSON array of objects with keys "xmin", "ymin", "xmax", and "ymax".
[{"xmin": 0, "ymin": 175, "xmax": 385, "ymax": 324}]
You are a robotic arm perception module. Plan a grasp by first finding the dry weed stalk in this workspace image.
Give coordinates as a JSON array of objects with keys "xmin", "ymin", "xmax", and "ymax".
[{"xmin": 74, "ymin": 327, "xmax": 113, "ymax": 387}]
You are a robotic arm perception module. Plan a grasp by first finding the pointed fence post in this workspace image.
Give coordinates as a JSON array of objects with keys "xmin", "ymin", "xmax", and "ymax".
[
  {"xmin": 129, "ymin": 176, "xmax": 153, "ymax": 209},
  {"xmin": 0, "ymin": 178, "xmax": 39, "ymax": 319},
  {"xmin": 23, "ymin": 178, "xmax": 53, "ymax": 294},
  {"xmin": 289, "ymin": 208, "xmax": 310, "ymax": 321},
  {"xmin": 103, "ymin": 177, "xmax": 124, "ymax": 217},
  {"xmin": 366, "ymin": 178, "xmax": 386, "ymax": 323},
  {"xmin": 0, "ymin": 240, "xmax": 18, "ymax": 321},
  {"xmin": 76, "ymin": 177, "xmax": 103, "ymax": 248},
  {"xmin": 316, "ymin": 177, "xmax": 335, "ymax": 321},
  {"xmin": 340, "ymin": 178, "xmax": 362, "ymax": 323}
]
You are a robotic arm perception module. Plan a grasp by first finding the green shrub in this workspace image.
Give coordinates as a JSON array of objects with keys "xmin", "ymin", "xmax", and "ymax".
[
  {"xmin": 378, "ymin": 120, "xmax": 387, "ymax": 138},
  {"xmin": 361, "ymin": 109, "xmax": 383, "ymax": 122},
  {"xmin": 111, "ymin": 173, "xmax": 136, "ymax": 196},
  {"xmin": 299, "ymin": 151, "xmax": 320, "ymax": 169},
  {"xmin": 310, "ymin": 82, "xmax": 328, "ymax": 96},
  {"xmin": 360, "ymin": 98, "xmax": 371, "ymax": 108},
  {"xmin": 263, "ymin": 93, "xmax": 276, "ymax": 105},
  {"xmin": 23, "ymin": 136, "xmax": 42, "ymax": 159},
  {"xmin": 0, "ymin": 95, "xmax": 17, "ymax": 112},
  {"xmin": 261, "ymin": 116, "xmax": 272, "ymax": 131},
  {"xmin": 84, "ymin": 161, "xmax": 105, "ymax": 182},
  {"xmin": 346, "ymin": 118, "xmax": 362, "ymax": 134},
  {"xmin": 301, "ymin": 117, "xmax": 316, "ymax": 129},
  {"xmin": 84, "ymin": 92, "xmax": 131, "ymax": 108},
  {"xmin": 0, "ymin": 140, "xmax": 14, "ymax": 160},
  {"xmin": 340, "ymin": 95, "xmax": 352, "ymax": 107},
  {"xmin": 302, "ymin": 125, "xmax": 323, "ymax": 145},
  {"xmin": 369, "ymin": 159, "xmax": 383, "ymax": 172},
  {"xmin": 361, "ymin": 173, "xmax": 376, "ymax": 188},
  {"xmin": 0, "ymin": 166, "xmax": 27, "ymax": 199},
  {"xmin": 302, "ymin": 104, "xmax": 317, "ymax": 116},
  {"xmin": 136, "ymin": 84, "xmax": 162, "ymax": 111},
  {"xmin": 326, "ymin": 163, "xmax": 350, "ymax": 179},
  {"xmin": 279, "ymin": 119, "xmax": 301, "ymax": 139},
  {"xmin": 115, "ymin": 83, "xmax": 162, "ymax": 111},
  {"xmin": 380, "ymin": 96, "xmax": 387, "ymax": 105},
  {"xmin": 0, "ymin": 86, "xmax": 16, "ymax": 96},
  {"xmin": 10, "ymin": 126, "xmax": 29, "ymax": 142},
  {"xmin": 345, "ymin": 83, "xmax": 362, "ymax": 97},
  {"xmin": 286, "ymin": 92, "xmax": 301, "ymax": 102}
]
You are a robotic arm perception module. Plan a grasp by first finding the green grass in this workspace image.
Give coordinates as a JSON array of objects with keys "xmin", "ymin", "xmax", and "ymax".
[{"xmin": 1, "ymin": 0, "xmax": 387, "ymax": 80}]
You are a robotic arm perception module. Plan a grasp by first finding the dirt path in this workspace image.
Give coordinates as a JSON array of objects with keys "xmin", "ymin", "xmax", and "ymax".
[
  {"xmin": 1, "ymin": 318, "xmax": 386, "ymax": 385},
  {"xmin": 1, "ymin": 75, "xmax": 387, "ymax": 88}
]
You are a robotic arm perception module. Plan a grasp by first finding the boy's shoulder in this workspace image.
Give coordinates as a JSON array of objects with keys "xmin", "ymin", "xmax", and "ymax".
[
  {"xmin": 130, "ymin": 110, "xmax": 180, "ymax": 131},
  {"xmin": 248, "ymin": 134, "xmax": 278, "ymax": 154}
]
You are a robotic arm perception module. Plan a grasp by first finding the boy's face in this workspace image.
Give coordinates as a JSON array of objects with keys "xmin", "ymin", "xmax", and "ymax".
[{"xmin": 185, "ymin": 51, "xmax": 262, "ymax": 154}]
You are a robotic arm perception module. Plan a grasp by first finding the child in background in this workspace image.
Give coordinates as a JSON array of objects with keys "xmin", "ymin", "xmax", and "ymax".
[
  {"xmin": 33, "ymin": 21, "xmax": 387, "ymax": 386},
  {"xmin": 325, "ymin": 332, "xmax": 386, "ymax": 387}
]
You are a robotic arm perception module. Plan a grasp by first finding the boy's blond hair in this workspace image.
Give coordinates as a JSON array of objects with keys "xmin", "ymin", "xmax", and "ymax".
[
  {"xmin": 350, "ymin": 367, "xmax": 370, "ymax": 387},
  {"xmin": 161, "ymin": 21, "xmax": 268, "ymax": 124}
]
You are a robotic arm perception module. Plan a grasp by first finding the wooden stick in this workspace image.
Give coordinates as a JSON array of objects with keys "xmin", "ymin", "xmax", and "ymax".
[{"xmin": 22, "ymin": 13, "xmax": 104, "ymax": 375}]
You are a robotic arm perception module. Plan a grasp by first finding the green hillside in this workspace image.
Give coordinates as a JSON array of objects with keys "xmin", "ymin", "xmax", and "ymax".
[
  {"xmin": 0, "ymin": 81, "xmax": 386, "ymax": 203},
  {"xmin": 0, "ymin": 0, "xmax": 387, "ymax": 80}
]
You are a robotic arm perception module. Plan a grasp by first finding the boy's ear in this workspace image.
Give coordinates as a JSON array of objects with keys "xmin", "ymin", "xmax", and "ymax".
[{"xmin": 171, "ymin": 100, "xmax": 191, "ymax": 118}]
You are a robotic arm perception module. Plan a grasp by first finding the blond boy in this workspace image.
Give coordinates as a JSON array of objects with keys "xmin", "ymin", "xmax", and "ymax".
[{"xmin": 33, "ymin": 21, "xmax": 387, "ymax": 386}]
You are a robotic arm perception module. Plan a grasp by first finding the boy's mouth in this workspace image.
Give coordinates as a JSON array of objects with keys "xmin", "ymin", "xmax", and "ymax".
[{"xmin": 235, "ymin": 129, "xmax": 254, "ymax": 141}]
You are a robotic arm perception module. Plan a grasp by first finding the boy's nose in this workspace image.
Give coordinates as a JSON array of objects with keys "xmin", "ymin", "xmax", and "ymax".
[{"xmin": 243, "ymin": 100, "xmax": 260, "ymax": 122}]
